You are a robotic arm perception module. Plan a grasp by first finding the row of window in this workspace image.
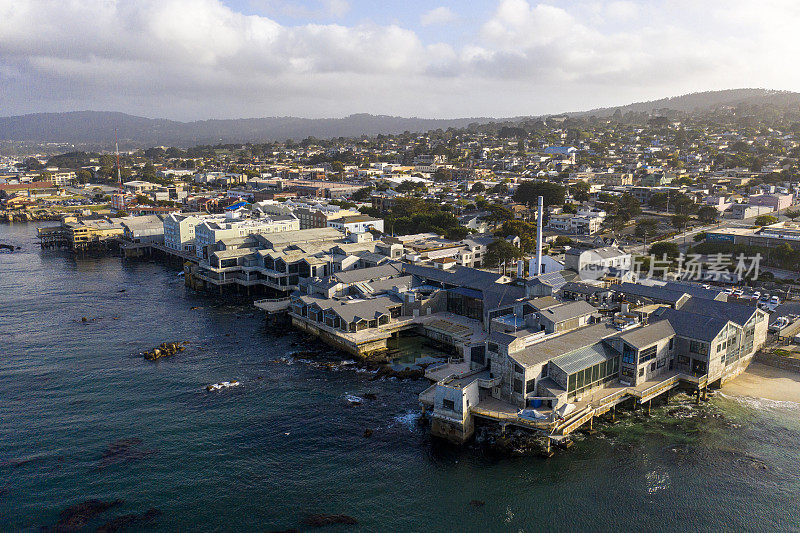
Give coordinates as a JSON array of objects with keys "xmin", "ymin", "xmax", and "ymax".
[{"xmin": 567, "ymin": 357, "xmax": 620, "ymax": 398}]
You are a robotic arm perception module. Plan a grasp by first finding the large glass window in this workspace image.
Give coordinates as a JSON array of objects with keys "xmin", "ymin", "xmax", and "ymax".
[
  {"xmin": 640, "ymin": 345, "xmax": 657, "ymax": 363},
  {"xmin": 622, "ymin": 343, "xmax": 636, "ymax": 364}
]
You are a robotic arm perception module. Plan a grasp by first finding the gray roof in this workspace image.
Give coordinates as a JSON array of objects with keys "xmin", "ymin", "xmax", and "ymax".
[
  {"xmin": 611, "ymin": 282, "xmax": 689, "ymax": 305},
  {"xmin": 510, "ymin": 322, "xmax": 620, "ymax": 368},
  {"xmin": 527, "ymin": 296, "xmax": 561, "ymax": 310},
  {"xmin": 551, "ymin": 341, "xmax": 619, "ymax": 375},
  {"xmin": 334, "ymin": 262, "xmax": 402, "ymax": 284},
  {"xmin": 652, "ymin": 308, "xmax": 729, "ymax": 342},
  {"xmin": 483, "ymin": 283, "xmax": 527, "ymax": 311},
  {"xmin": 676, "ymin": 297, "xmax": 758, "ymax": 327},
  {"xmin": 329, "ymin": 296, "xmax": 401, "ymax": 323},
  {"xmin": 539, "ymin": 300, "xmax": 597, "ymax": 324},
  {"xmin": 561, "ymin": 281, "xmax": 609, "ymax": 295},
  {"xmin": 661, "ymin": 281, "xmax": 726, "ymax": 301},
  {"xmin": 617, "ymin": 320, "xmax": 676, "ymax": 349},
  {"xmin": 402, "ymin": 263, "xmax": 506, "ymax": 291}
]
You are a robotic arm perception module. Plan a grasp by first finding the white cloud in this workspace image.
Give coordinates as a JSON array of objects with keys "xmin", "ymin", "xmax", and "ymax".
[
  {"xmin": 420, "ymin": 6, "xmax": 458, "ymax": 27},
  {"xmin": 0, "ymin": 0, "xmax": 798, "ymax": 120},
  {"xmin": 251, "ymin": 0, "xmax": 350, "ymax": 20}
]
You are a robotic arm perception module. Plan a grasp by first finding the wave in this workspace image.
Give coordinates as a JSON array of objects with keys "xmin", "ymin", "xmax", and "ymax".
[{"xmin": 718, "ymin": 392, "xmax": 800, "ymax": 412}]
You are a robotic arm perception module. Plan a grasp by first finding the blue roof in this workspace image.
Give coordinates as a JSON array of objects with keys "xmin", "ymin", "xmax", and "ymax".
[{"xmin": 226, "ymin": 201, "xmax": 251, "ymax": 210}]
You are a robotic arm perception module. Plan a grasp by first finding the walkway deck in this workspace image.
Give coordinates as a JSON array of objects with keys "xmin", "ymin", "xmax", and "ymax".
[{"xmin": 462, "ymin": 370, "xmax": 708, "ymax": 437}]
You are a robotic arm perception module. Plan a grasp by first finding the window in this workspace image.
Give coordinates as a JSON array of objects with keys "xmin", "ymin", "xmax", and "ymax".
[
  {"xmin": 513, "ymin": 379, "xmax": 523, "ymax": 394},
  {"xmin": 657, "ymin": 359, "xmax": 666, "ymax": 368},
  {"xmin": 689, "ymin": 341, "xmax": 708, "ymax": 355},
  {"xmin": 668, "ymin": 338, "xmax": 673, "ymax": 350},
  {"xmin": 442, "ymin": 399, "xmax": 455, "ymax": 411},
  {"xmin": 526, "ymin": 379, "xmax": 536, "ymax": 394},
  {"xmin": 487, "ymin": 342, "xmax": 499, "ymax": 354},
  {"xmin": 621, "ymin": 367, "xmax": 634, "ymax": 378},
  {"xmin": 650, "ymin": 362, "xmax": 656, "ymax": 372},
  {"xmin": 622, "ymin": 343, "xmax": 636, "ymax": 364},
  {"xmin": 514, "ymin": 363, "xmax": 524, "ymax": 374},
  {"xmin": 677, "ymin": 355, "xmax": 690, "ymax": 365},
  {"xmin": 640, "ymin": 345, "xmax": 657, "ymax": 363},
  {"xmin": 639, "ymin": 368, "xmax": 645, "ymax": 377}
]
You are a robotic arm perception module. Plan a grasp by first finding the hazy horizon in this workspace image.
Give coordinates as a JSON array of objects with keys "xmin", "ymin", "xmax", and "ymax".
[{"xmin": 2, "ymin": 0, "xmax": 799, "ymax": 121}]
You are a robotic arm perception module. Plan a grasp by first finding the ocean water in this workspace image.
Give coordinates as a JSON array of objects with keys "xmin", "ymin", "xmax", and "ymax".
[{"xmin": 1, "ymin": 222, "xmax": 800, "ymax": 532}]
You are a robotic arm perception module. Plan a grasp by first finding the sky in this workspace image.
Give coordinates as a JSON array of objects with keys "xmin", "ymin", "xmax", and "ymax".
[{"xmin": 1, "ymin": 0, "xmax": 799, "ymax": 121}]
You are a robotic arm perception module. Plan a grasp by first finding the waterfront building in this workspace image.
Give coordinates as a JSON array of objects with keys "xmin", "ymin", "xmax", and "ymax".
[
  {"xmin": 120, "ymin": 214, "xmax": 164, "ymax": 244},
  {"xmin": 194, "ymin": 212, "xmax": 300, "ymax": 259}
]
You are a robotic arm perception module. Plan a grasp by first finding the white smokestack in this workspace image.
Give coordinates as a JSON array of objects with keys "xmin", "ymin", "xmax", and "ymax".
[
  {"xmin": 534, "ymin": 195, "xmax": 543, "ymax": 277},
  {"xmin": 517, "ymin": 259, "xmax": 524, "ymax": 278}
]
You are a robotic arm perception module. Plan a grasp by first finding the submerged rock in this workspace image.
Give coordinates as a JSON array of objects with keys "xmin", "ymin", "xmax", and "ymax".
[
  {"xmin": 98, "ymin": 438, "xmax": 154, "ymax": 469},
  {"xmin": 48, "ymin": 499, "xmax": 123, "ymax": 531},
  {"xmin": 96, "ymin": 508, "xmax": 161, "ymax": 533},
  {"xmin": 372, "ymin": 367, "xmax": 424, "ymax": 380},
  {"xmin": 469, "ymin": 500, "xmax": 485, "ymax": 507},
  {"xmin": 301, "ymin": 514, "xmax": 358, "ymax": 527},
  {"xmin": 363, "ymin": 429, "xmax": 373, "ymax": 438}
]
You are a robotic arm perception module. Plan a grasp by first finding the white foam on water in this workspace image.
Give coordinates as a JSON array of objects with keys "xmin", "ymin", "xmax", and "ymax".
[
  {"xmin": 718, "ymin": 392, "xmax": 800, "ymax": 412},
  {"xmin": 392, "ymin": 410, "xmax": 421, "ymax": 431}
]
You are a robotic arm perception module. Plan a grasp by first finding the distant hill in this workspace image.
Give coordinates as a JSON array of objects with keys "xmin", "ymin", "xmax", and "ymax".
[
  {"xmin": 569, "ymin": 88, "xmax": 800, "ymax": 117},
  {"xmin": 2, "ymin": 89, "xmax": 799, "ymax": 148},
  {"xmin": 0, "ymin": 111, "xmax": 495, "ymax": 147}
]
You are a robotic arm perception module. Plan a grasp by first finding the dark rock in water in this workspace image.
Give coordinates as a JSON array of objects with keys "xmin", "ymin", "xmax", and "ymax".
[
  {"xmin": 372, "ymin": 366, "xmax": 424, "ymax": 380},
  {"xmin": 49, "ymin": 499, "xmax": 123, "ymax": 531},
  {"xmin": 98, "ymin": 438, "xmax": 154, "ymax": 468},
  {"xmin": 270, "ymin": 530, "xmax": 299, "ymax": 533},
  {"xmin": 469, "ymin": 500, "xmax": 485, "ymax": 507},
  {"xmin": 302, "ymin": 514, "xmax": 358, "ymax": 527},
  {"xmin": 96, "ymin": 507, "xmax": 161, "ymax": 533},
  {"xmin": 142, "ymin": 342, "xmax": 187, "ymax": 361},
  {"xmin": 117, "ymin": 289, "xmax": 126, "ymax": 293},
  {"xmin": 81, "ymin": 317, "xmax": 88, "ymax": 322},
  {"xmin": 363, "ymin": 429, "xmax": 373, "ymax": 438},
  {"xmin": 362, "ymin": 393, "xmax": 378, "ymax": 401}
]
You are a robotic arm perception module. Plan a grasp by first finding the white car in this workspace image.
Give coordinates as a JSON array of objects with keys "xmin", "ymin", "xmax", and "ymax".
[{"xmin": 770, "ymin": 296, "xmax": 781, "ymax": 306}]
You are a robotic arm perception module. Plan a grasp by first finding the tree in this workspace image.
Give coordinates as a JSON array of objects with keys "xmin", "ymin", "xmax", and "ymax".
[
  {"xmin": 490, "ymin": 182, "xmax": 509, "ymax": 195},
  {"xmin": 648, "ymin": 192, "xmax": 669, "ymax": 210},
  {"xmin": 697, "ymin": 205, "xmax": 720, "ymax": 224},
  {"xmin": 513, "ymin": 181, "xmax": 565, "ymax": 208},
  {"xmin": 649, "ymin": 241, "xmax": 679, "ymax": 260},
  {"xmin": 497, "ymin": 220, "xmax": 537, "ymax": 252},
  {"xmin": 485, "ymin": 239, "xmax": 524, "ymax": 270},
  {"xmin": 615, "ymin": 192, "xmax": 641, "ymax": 218},
  {"xmin": 76, "ymin": 169, "xmax": 93, "ymax": 184},
  {"xmin": 485, "ymin": 204, "xmax": 513, "ymax": 223},
  {"xmin": 554, "ymin": 235, "xmax": 573, "ymax": 246},
  {"xmin": 445, "ymin": 226, "xmax": 470, "ymax": 241},
  {"xmin": 571, "ymin": 181, "xmax": 590, "ymax": 202},
  {"xmin": 351, "ymin": 187, "xmax": 373, "ymax": 202},
  {"xmin": 671, "ymin": 213, "xmax": 691, "ymax": 233},
  {"xmin": 635, "ymin": 218, "xmax": 659, "ymax": 239},
  {"xmin": 784, "ymin": 209, "xmax": 800, "ymax": 221},
  {"xmin": 755, "ymin": 215, "xmax": 778, "ymax": 226},
  {"xmin": 693, "ymin": 231, "xmax": 707, "ymax": 242}
]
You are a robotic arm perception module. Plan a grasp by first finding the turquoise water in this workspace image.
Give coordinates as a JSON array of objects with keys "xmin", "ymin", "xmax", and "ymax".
[{"xmin": 1, "ymin": 222, "xmax": 800, "ymax": 532}]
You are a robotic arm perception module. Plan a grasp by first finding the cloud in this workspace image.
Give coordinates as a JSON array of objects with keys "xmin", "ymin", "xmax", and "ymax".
[
  {"xmin": 420, "ymin": 6, "xmax": 458, "ymax": 27},
  {"xmin": 0, "ymin": 0, "xmax": 798, "ymax": 120},
  {"xmin": 251, "ymin": 0, "xmax": 350, "ymax": 20}
]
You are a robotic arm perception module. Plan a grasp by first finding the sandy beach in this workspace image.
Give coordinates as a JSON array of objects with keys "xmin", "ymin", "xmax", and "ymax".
[{"xmin": 723, "ymin": 362, "xmax": 800, "ymax": 404}]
